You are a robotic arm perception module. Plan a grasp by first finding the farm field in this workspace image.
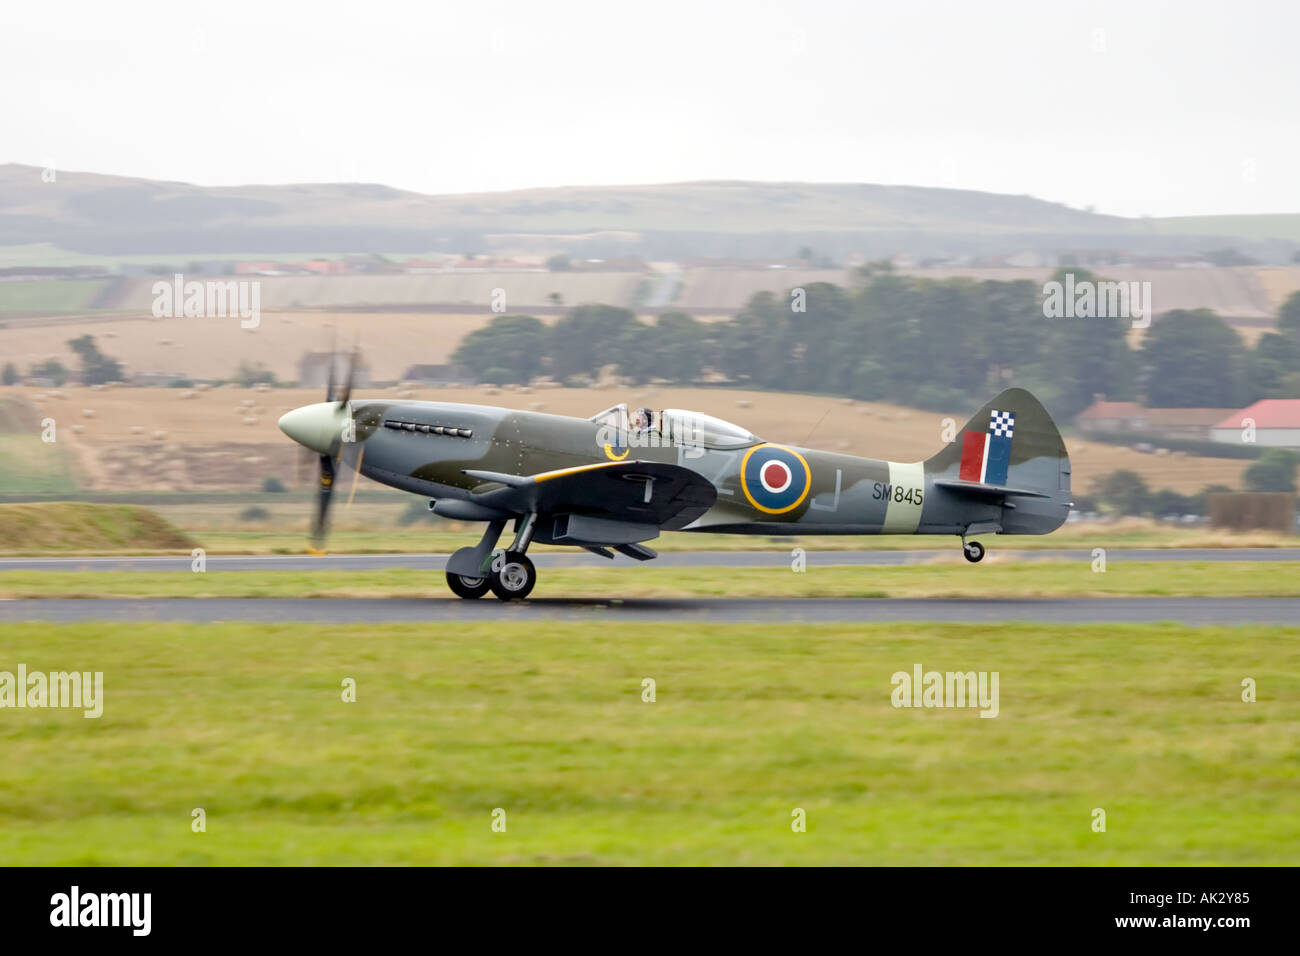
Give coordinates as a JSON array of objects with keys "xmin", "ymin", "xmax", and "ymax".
[
  {"xmin": 0, "ymin": 620, "xmax": 1293, "ymax": 865},
  {"xmin": 0, "ymin": 312, "xmax": 502, "ymax": 382}
]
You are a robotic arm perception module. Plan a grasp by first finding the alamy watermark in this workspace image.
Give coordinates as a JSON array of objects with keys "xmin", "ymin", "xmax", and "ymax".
[
  {"xmin": 152, "ymin": 274, "xmax": 260, "ymax": 329},
  {"xmin": 0, "ymin": 664, "xmax": 103, "ymax": 718},
  {"xmin": 50, "ymin": 886, "xmax": 150, "ymax": 935},
  {"xmin": 596, "ymin": 411, "xmax": 707, "ymax": 459},
  {"xmin": 891, "ymin": 663, "xmax": 999, "ymax": 718},
  {"xmin": 1042, "ymin": 273, "xmax": 1151, "ymax": 329}
]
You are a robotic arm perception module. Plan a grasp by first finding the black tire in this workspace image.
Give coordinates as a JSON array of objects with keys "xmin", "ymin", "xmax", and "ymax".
[
  {"xmin": 489, "ymin": 551, "xmax": 536, "ymax": 601},
  {"xmin": 446, "ymin": 570, "xmax": 492, "ymax": 599},
  {"xmin": 963, "ymin": 541, "xmax": 986, "ymax": 563}
]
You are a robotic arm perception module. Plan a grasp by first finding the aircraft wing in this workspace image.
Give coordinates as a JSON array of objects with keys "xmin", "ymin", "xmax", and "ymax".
[{"xmin": 464, "ymin": 460, "xmax": 718, "ymax": 530}]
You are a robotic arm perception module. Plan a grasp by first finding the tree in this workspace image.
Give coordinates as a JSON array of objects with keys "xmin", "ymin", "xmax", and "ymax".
[
  {"xmin": 715, "ymin": 291, "xmax": 794, "ymax": 388},
  {"xmin": 452, "ymin": 314, "xmax": 548, "ymax": 384},
  {"xmin": 1203, "ymin": 247, "xmax": 1259, "ymax": 267},
  {"xmin": 1243, "ymin": 449, "xmax": 1298, "ymax": 493},
  {"xmin": 1140, "ymin": 309, "xmax": 1246, "ymax": 407},
  {"xmin": 1279, "ymin": 290, "xmax": 1300, "ymax": 342},
  {"xmin": 1247, "ymin": 332, "xmax": 1300, "ymax": 398},
  {"xmin": 66, "ymin": 334, "xmax": 124, "ymax": 385},
  {"xmin": 2, "ymin": 362, "xmax": 18, "ymax": 385},
  {"xmin": 547, "ymin": 304, "xmax": 640, "ymax": 381},
  {"xmin": 234, "ymin": 362, "xmax": 275, "ymax": 387},
  {"xmin": 616, "ymin": 312, "xmax": 711, "ymax": 384},
  {"xmin": 30, "ymin": 359, "xmax": 68, "ymax": 386},
  {"xmin": 1092, "ymin": 469, "xmax": 1152, "ymax": 516},
  {"xmin": 1150, "ymin": 489, "xmax": 1193, "ymax": 518}
]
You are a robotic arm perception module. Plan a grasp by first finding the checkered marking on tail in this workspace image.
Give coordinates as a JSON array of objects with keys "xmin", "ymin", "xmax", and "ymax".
[
  {"xmin": 958, "ymin": 410, "xmax": 1015, "ymax": 486},
  {"xmin": 990, "ymin": 410, "xmax": 1015, "ymax": 438}
]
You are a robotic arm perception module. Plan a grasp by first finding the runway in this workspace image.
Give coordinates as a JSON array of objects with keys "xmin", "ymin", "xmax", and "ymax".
[
  {"xmin": 2, "ymin": 547, "xmax": 1296, "ymax": 572},
  {"xmin": 2, "ymin": 596, "xmax": 1297, "ymax": 624}
]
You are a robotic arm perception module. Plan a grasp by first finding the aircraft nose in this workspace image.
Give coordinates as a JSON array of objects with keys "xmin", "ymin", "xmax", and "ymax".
[{"xmin": 278, "ymin": 402, "xmax": 345, "ymax": 455}]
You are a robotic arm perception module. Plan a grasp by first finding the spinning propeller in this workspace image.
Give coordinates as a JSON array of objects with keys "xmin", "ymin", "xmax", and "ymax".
[{"xmin": 287, "ymin": 346, "xmax": 363, "ymax": 554}]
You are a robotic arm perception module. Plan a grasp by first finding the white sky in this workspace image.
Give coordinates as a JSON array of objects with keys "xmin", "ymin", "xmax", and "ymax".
[{"xmin": 2, "ymin": 0, "xmax": 1296, "ymax": 218}]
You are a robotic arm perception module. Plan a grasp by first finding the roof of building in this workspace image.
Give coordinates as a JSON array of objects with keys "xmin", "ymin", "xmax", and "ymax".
[
  {"xmin": 1077, "ymin": 401, "xmax": 1236, "ymax": 427},
  {"xmin": 1075, "ymin": 401, "xmax": 1143, "ymax": 421},
  {"xmin": 1213, "ymin": 399, "xmax": 1300, "ymax": 430}
]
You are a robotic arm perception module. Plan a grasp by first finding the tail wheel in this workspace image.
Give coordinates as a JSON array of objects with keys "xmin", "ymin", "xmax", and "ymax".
[
  {"xmin": 446, "ymin": 571, "xmax": 492, "ymax": 599},
  {"xmin": 490, "ymin": 551, "xmax": 536, "ymax": 601},
  {"xmin": 963, "ymin": 541, "xmax": 986, "ymax": 563}
]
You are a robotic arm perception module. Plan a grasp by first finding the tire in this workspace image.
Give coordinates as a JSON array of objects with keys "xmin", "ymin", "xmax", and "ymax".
[
  {"xmin": 446, "ymin": 570, "xmax": 492, "ymax": 599},
  {"xmin": 489, "ymin": 551, "xmax": 536, "ymax": 601},
  {"xmin": 963, "ymin": 541, "xmax": 986, "ymax": 563}
]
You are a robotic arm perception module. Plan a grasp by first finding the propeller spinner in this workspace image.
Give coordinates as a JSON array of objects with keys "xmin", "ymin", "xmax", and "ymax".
[{"xmin": 277, "ymin": 348, "xmax": 362, "ymax": 554}]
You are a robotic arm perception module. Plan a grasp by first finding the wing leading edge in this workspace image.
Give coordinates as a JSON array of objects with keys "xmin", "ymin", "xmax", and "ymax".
[{"xmin": 464, "ymin": 460, "xmax": 717, "ymax": 530}]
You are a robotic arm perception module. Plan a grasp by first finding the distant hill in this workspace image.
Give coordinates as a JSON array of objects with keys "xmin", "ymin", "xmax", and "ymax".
[{"xmin": 1, "ymin": 164, "xmax": 1296, "ymax": 260}]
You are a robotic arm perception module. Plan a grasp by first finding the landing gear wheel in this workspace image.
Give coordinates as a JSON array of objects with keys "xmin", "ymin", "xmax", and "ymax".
[
  {"xmin": 446, "ymin": 571, "xmax": 492, "ymax": 599},
  {"xmin": 490, "ymin": 551, "xmax": 536, "ymax": 601},
  {"xmin": 963, "ymin": 541, "xmax": 986, "ymax": 563}
]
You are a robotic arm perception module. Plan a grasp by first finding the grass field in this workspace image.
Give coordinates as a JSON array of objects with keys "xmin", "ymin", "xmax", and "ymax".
[
  {"xmin": 3, "ymin": 498, "xmax": 1295, "ymax": 556},
  {"xmin": 0, "ymin": 436, "xmax": 77, "ymax": 495},
  {"xmin": 0, "ymin": 279, "xmax": 105, "ymax": 314},
  {"xmin": 0, "ymin": 502, "xmax": 195, "ymax": 553},
  {"xmin": 185, "ymin": 521, "xmax": 1297, "ymax": 557},
  {"xmin": 3, "ymin": 561, "xmax": 1299, "ymax": 599},
  {"xmin": 0, "ymin": 620, "xmax": 1294, "ymax": 865}
]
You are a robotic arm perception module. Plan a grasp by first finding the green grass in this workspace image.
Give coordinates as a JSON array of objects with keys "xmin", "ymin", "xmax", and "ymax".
[
  {"xmin": 0, "ymin": 437, "xmax": 78, "ymax": 495},
  {"xmin": 0, "ymin": 502, "xmax": 195, "ymax": 553},
  {"xmin": 2, "ymin": 561, "xmax": 1298, "ymax": 599},
  {"xmin": 0, "ymin": 278, "xmax": 106, "ymax": 313},
  {"xmin": 1147, "ymin": 213, "xmax": 1300, "ymax": 243},
  {"xmin": 0, "ymin": 621, "xmax": 1294, "ymax": 865},
  {"xmin": 178, "ymin": 523, "xmax": 1300, "ymax": 557}
]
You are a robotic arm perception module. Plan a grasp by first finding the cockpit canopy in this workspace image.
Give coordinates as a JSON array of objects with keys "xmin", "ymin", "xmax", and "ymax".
[{"xmin": 589, "ymin": 403, "xmax": 760, "ymax": 449}]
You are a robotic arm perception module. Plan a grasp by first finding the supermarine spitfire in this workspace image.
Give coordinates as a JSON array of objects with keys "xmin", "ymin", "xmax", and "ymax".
[{"xmin": 279, "ymin": 354, "xmax": 1072, "ymax": 600}]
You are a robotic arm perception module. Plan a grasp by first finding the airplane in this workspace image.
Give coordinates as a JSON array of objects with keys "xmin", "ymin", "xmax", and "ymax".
[{"xmin": 278, "ymin": 355, "xmax": 1072, "ymax": 600}]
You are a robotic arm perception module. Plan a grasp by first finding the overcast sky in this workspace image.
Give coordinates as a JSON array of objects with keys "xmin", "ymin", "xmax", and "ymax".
[{"xmin": 3, "ymin": 0, "xmax": 1296, "ymax": 218}]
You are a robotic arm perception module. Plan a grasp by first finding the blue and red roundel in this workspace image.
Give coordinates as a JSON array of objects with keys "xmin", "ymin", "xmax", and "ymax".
[{"xmin": 741, "ymin": 444, "xmax": 812, "ymax": 514}]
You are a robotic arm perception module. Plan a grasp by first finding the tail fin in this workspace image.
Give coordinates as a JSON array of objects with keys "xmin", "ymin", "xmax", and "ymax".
[{"xmin": 926, "ymin": 388, "xmax": 1071, "ymax": 533}]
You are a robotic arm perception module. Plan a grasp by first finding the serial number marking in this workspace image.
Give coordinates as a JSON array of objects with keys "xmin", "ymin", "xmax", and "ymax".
[{"xmin": 873, "ymin": 481, "xmax": 923, "ymax": 506}]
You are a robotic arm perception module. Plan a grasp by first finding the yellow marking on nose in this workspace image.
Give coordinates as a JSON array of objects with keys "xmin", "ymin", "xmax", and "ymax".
[{"xmin": 346, "ymin": 445, "xmax": 365, "ymax": 507}]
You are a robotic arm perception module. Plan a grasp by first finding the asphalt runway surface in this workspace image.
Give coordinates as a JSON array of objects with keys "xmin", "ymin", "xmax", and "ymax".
[
  {"xmin": 2, "ymin": 547, "xmax": 1297, "ymax": 573},
  {"xmin": 2, "ymin": 596, "xmax": 1298, "ymax": 624}
]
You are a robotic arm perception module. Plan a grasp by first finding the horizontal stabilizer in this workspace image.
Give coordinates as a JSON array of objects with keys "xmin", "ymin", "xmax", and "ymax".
[{"xmin": 934, "ymin": 479, "xmax": 1050, "ymax": 500}]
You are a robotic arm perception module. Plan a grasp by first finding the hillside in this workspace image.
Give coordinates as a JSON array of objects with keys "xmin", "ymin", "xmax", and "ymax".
[
  {"xmin": 3, "ymin": 164, "xmax": 1291, "ymax": 260},
  {"xmin": 0, "ymin": 502, "xmax": 196, "ymax": 552}
]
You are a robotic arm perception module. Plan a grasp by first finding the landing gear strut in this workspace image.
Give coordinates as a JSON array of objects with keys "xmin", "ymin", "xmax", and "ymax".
[
  {"xmin": 445, "ymin": 518, "xmax": 505, "ymax": 599},
  {"xmin": 490, "ymin": 513, "xmax": 538, "ymax": 600},
  {"xmin": 445, "ymin": 514, "xmax": 541, "ymax": 600}
]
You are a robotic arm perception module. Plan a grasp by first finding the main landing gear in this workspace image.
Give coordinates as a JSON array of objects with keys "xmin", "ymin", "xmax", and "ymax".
[
  {"xmin": 961, "ymin": 538, "xmax": 986, "ymax": 563},
  {"xmin": 445, "ymin": 514, "xmax": 539, "ymax": 600}
]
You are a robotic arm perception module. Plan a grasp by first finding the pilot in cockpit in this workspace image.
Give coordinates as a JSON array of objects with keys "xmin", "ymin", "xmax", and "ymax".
[{"xmin": 632, "ymin": 406, "xmax": 656, "ymax": 431}]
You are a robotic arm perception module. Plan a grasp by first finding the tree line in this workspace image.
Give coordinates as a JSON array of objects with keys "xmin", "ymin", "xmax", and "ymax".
[{"xmin": 453, "ymin": 268, "xmax": 1300, "ymax": 420}]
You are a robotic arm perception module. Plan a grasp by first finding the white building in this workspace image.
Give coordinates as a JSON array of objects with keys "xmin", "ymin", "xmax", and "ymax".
[{"xmin": 1211, "ymin": 400, "xmax": 1300, "ymax": 448}]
